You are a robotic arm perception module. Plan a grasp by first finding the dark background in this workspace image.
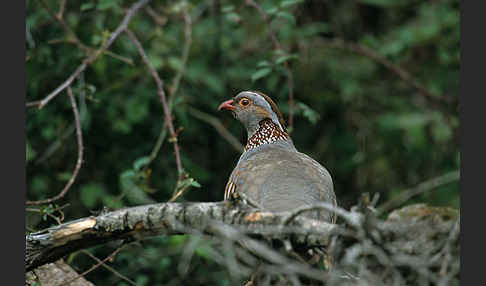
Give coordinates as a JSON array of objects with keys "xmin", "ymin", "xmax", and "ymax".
[{"xmin": 26, "ymin": 0, "xmax": 459, "ymax": 284}]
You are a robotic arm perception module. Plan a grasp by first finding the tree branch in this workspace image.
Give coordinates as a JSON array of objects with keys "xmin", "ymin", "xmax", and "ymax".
[
  {"xmin": 26, "ymin": 0, "xmax": 150, "ymax": 109},
  {"xmin": 319, "ymin": 38, "xmax": 455, "ymax": 104},
  {"xmin": 26, "ymin": 202, "xmax": 338, "ymax": 272},
  {"xmin": 26, "ymin": 200, "xmax": 460, "ymax": 285},
  {"xmin": 188, "ymin": 107, "xmax": 244, "ymax": 153},
  {"xmin": 377, "ymin": 170, "xmax": 460, "ymax": 215},
  {"xmin": 125, "ymin": 29, "xmax": 184, "ymax": 179},
  {"xmin": 26, "ymin": 87, "xmax": 84, "ymax": 205}
]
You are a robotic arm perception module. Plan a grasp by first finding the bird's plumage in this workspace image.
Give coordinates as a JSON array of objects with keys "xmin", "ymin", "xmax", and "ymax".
[{"xmin": 219, "ymin": 91, "xmax": 337, "ymax": 223}]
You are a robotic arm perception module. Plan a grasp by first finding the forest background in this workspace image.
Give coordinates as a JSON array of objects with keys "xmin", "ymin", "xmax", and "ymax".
[{"xmin": 26, "ymin": 0, "xmax": 460, "ymax": 284}]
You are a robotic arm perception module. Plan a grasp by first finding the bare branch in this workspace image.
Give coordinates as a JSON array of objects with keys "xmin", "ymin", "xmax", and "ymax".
[
  {"xmin": 26, "ymin": 87, "xmax": 84, "ymax": 205},
  {"xmin": 146, "ymin": 9, "xmax": 193, "ymax": 168},
  {"xmin": 318, "ymin": 38, "xmax": 455, "ymax": 104},
  {"xmin": 377, "ymin": 170, "xmax": 460, "ymax": 215},
  {"xmin": 58, "ymin": 245, "xmax": 127, "ymax": 286},
  {"xmin": 29, "ymin": 0, "xmax": 150, "ymax": 109},
  {"xmin": 188, "ymin": 107, "xmax": 244, "ymax": 153},
  {"xmin": 168, "ymin": 10, "xmax": 192, "ymax": 107},
  {"xmin": 125, "ymin": 29, "xmax": 184, "ymax": 178},
  {"xmin": 80, "ymin": 250, "xmax": 137, "ymax": 286}
]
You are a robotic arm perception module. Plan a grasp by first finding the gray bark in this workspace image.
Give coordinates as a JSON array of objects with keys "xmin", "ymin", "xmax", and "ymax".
[
  {"xmin": 25, "ymin": 202, "xmax": 460, "ymax": 285},
  {"xmin": 26, "ymin": 202, "xmax": 338, "ymax": 272}
]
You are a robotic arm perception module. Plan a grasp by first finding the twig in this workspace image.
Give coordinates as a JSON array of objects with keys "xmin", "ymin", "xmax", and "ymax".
[
  {"xmin": 168, "ymin": 181, "xmax": 193, "ymax": 202},
  {"xmin": 26, "ymin": 100, "xmax": 43, "ymax": 108},
  {"xmin": 35, "ymin": 124, "xmax": 75, "ymax": 165},
  {"xmin": 125, "ymin": 29, "xmax": 183, "ymax": 178},
  {"xmin": 319, "ymin": 39, "xmax": 454, "ymax": 104},
  {"xmin": 377, "ymin": 170, "xmax": 460, "ymax": 215},
  {"xmin": 26, "ymin": 87, "xmax": 84, "ymax": 205},
  {"xmin": 30, "ymin": 0, "xmax": 150, "ymax": 109},
  {"xmin": 146, "ymin": 9, "xmax": 193, "ymax": 167},
  {"xmin": 39, "ymin": 0, "xmax": 90, "ymax": 53},
  {"xmin": 26, "ymin": 203, "xmax": 70, "ymax": 224},
  {"xmin": 188, "ymin": 107, "xmax": 244, "ymax": 152},
  {"xmin": 245, "ymin": 0, "xmax": 295, "ymax": 130},
  {"xmin": 57, "ymin": 245, "xmax": 126, "ymax": 286},
  {"xmin": 283, "ymin": 202, "xmax": 362, "ymax": 227},
  {"xmin": 81, "ymin": 250, "xmax": 138, "ymax": 286},
  {"xmin": 147, "ymin": 122, "xmax": 168, "ymax": 164},
  {"xmin": 56, "ymin": 0, "xmax": 66, "ymax": 20},
  {"xmin": 145, "ymin": 6, "xmax": 168, "ymax": 26},
  {"xmin": 25, "ymin": 203, "xmax": 70, "ymax": 214},
  {"xmin": 26, "ymin": 209, "xmax": 63, "ymax": 225},
  {"xmin": 438, "ymin": 219, "xmax": 460, "ymax": 285},
  {"xmin": 168, "ymin": 10, "xmax": 192, "ymax": 108}
]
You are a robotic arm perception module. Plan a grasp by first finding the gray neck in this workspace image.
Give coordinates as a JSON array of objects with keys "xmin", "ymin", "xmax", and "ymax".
[{"xmin": 246, "ymin": 120, "xmax": 261, "ymax": 138}]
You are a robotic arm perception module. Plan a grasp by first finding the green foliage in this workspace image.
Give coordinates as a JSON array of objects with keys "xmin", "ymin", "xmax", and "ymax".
[
  {"xmin": 295, "ymin": 102, "xmax": 320, "ymax": 125},
  {"xmin": 26, "ymin": 0, "xmax": 459, "ymax": 284}
]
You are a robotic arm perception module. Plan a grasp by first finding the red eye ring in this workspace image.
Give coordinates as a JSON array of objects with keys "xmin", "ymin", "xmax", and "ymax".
[{"xmin": 239, "ymin": 98, "xmax": 250, "ymax": 106}]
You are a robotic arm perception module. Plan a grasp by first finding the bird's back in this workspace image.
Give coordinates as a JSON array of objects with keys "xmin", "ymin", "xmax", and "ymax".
[{"xmin": 227, "ymin": 142, "xmax": 336, "ymax": 223}]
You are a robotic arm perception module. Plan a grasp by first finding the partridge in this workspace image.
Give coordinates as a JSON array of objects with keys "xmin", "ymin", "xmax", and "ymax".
[{"xmin": 218, "ymin": 91, "xmax": 337, "ymax": 223}]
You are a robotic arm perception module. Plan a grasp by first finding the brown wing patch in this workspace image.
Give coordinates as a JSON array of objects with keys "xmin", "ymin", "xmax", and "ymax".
[{"xmin": 252, "ymin": 91, "xmax": 287, "ymax": 132}]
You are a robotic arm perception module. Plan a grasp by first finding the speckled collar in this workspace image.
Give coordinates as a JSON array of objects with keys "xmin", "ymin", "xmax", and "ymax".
[{"xmin": 245, "ymin": 119, "xmax": 290, "ymax": 151}]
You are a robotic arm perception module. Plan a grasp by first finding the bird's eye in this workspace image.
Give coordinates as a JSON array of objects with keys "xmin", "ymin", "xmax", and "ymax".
[{"xmin": 239, "ymin": 98, "xmax": 250, "ymax": 106}]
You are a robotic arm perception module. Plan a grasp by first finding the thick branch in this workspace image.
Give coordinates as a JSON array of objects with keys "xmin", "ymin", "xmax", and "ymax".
[{"xmin": 26, "ymin": 202, "xmax": 338, "ymax": 272}]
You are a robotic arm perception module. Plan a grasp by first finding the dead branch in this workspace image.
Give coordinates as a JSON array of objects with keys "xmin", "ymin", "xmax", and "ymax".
[
  {"xmin": 26, "ymin": 199, "xmax": 460, "ymax": 285},
  {"xmin": 26, "ymin": 201, "xmax": 339, "ymax": 272}
]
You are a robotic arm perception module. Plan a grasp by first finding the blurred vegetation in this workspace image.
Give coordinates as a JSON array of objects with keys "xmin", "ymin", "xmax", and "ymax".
[{"xmin": 26, "ymin": 0, "xmax": 459, "ymax": 284}]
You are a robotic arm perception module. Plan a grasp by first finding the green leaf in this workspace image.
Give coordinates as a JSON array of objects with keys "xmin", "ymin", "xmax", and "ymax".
[
  {"xmin": 357, "ymin": 0, "xmax": 405, "ymax": 7},
  {"xmin": 56, "ymin": 172, "xmax": 72, "ymax": 182},
  {"xmin": 251, "ymin": 68, "xmax": 272, "ymax": 82},
  {"xmin": 190, "ymin": 180, "xmax": 201, "ymax": 188},
  {"xmin": 168, "ymin": 57, "xmax": 183, "ymax": 72},
  {"xmin": 26, "ymin": 141, "xmax": 36, "ymax": 162},
  {"xmin": 80, "ymin": 183, "xmax": 105, "ymax": 208},
  {"xmin": 80, "ymin": 3, "xmax": 95, "ymax": 11},
  {"xmin": 296, "ymin": 102, "xmax": 320, "ymax": 125},
  {"xmin": 97, "ymin": 0, "xmax": 119, "ymax": 10},
  {"xmin": 265, "ymin": 7, "xmax": 278, "ymax": 15},
  {"xmin": 276, "ymin": 54, "xmax": 298, "ymax": 65},
  {"xmin": 378, "ymin": 113, "xmax": 433, "ymax": 130},
  {"xmin": 276, "ymin": 11, "xmax": 296, "ymax": 26},
  {"xmin": 257, "ymin": 60, "xmax": 271, "ymax": 68},
  {"xmin": 280, "ymin": 0, "xmax": 304, "ymax": 8},
  {"xmin": 221, "ymin": 5, "xmax": 234, "ymax": 13},
  {"xmin": 133, "ymin": 156, "xmax": 151, "ymax": 171},
  {"xmin": 225, "ymin": 13, "xmax": 241, "ymax": 23}
]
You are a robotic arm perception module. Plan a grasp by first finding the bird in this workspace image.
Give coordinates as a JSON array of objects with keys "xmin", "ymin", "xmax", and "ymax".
[{"xmin": 218, "ymin": 90, "xmax": 337, "ymax": 224}]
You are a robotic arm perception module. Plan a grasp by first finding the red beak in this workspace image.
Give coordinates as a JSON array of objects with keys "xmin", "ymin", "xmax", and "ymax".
[{"xmin": 218, "ymin": 99, "xmax": 235, "ymax": 111}]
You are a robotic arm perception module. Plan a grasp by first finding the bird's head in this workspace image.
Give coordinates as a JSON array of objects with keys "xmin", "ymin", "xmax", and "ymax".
[{"xmin": 218, "ymin": 91, "xmax": 287, "ymax": 136}]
